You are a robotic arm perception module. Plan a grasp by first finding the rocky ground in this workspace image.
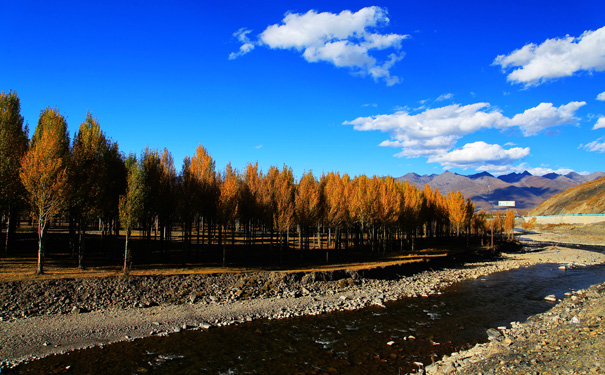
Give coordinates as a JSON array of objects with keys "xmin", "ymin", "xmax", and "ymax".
[
  {"xmin": 425, "ymin": 281, "xmax": 605, "ymax": 375},
  {"xmin": 1, "ymin": 233, "xmax": 604, "ymax": 371},
  {"xmin": 423, "ymin": 224, "xmax": 605, "ymax": 375}
]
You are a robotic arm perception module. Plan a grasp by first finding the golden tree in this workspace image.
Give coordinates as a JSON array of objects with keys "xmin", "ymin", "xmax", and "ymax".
[
  {"xmin": 400, "ymin": 181, "xmax": 423, "ymax": 250},
  {"xmin": 447, "ymin": 190, "xmax": 466, "ymax": 236},
  {"xmin": 217, "ymin": 162, "xmax": 240, "ymax": 265},
  {"xmin": 323, "ymin": 172, "xmax": 350, "ymax": 251},
  {"xmin": 20, "ymin": 108, "xmax": 70, "ymax": 274},
  {"xmin": 239, "ymin": 162, "xmax": 263, "ymax": 248},
  {"xmin": 273, "ymin": 165, "xmax": 295, "ymax": 260},
  {"xmin": 295, "ymin": 171, "xmax": 321, "ymax": 250},
  {"xmin": 189, "ymin": 144, "xmax": 219, "ymax": 243},
  {"xmin": 504, "ymin": 209, "xmax": 516, "ymax": 240}
]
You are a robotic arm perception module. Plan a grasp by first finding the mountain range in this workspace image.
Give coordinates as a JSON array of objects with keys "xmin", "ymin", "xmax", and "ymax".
[{"xmin": 396, "ymin": 170, "xmax": 605, "ymax": 212}]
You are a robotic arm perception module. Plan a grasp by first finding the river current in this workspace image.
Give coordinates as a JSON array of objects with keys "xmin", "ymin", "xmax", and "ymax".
[{"xmin": 14, "ymin": 262, "xmax": 605, "ymax": 374}]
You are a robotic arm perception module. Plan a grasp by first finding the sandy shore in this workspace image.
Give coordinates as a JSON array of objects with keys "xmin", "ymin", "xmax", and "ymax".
[{"xmin": 2, "ymin": 240, "xmax": 604, "ymax": 370}]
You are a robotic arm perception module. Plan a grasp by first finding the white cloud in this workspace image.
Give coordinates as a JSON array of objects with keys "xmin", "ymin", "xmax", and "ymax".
[
  {"xmin": 229, "ymin": 29, "xmax": 256, "ymax": 60},
  {"xmin": 436, "ymin": 93, "xmax": 454, "ymax": 102},
  {"xmin": 582, "ymin": 137, "xmax": 605, "ymax": 153},
  {"xmin": 594, "ymin": 116, "xmax": 605, "ymax": 130},
  {"xmin": 597, "ymin": 91, "xmax": 605, "ymax": 101},
  {"xmin": 494, "ymin": 26, "xmax": 605, "ymax": 86},
  {"xmin": 509, "ymin": 101, "xmax": 586, "ymax": 136},
  {"xmin": 230, "ymin": 7, "xmax": 408, "ymax": 85},
  {"xmin": 344, "ymin": 101, "xmax": 583, "ymax": 162},
  {"xmin": 427, "ymin": 141, "xmax": 530, "ymax": 169}
]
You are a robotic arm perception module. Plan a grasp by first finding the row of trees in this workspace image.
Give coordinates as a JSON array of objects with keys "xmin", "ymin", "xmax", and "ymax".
[{"xmin": 0, "ymin": 91, "xmax": 510, "ymax": 275}]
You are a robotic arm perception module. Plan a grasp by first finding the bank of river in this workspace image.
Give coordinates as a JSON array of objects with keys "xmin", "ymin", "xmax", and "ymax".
[{"xmin": 2, "ymin": 243, "xmax": 604, "ymax": 372}]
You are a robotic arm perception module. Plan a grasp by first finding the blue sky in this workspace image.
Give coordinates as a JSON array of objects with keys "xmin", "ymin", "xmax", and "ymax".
[{"xmin": 2, "ymin": 0, "xmax": 604, "ymax": 179}]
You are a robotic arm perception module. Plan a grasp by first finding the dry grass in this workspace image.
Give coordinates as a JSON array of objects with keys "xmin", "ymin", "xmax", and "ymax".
[{"xmin": 0, "ymin": 248, "xmax": 452, "ymax": 282}]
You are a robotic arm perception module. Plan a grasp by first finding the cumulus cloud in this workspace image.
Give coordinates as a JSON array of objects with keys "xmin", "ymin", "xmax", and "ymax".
[
  {"xmin": 594, "ymin": 116, "xmax": 605, "ymax": 130},
  {"xmin": 427, "ymin": 141, "xmax": 530, "ymax": 170},
  {"xmin": 344, "ymin": 100, "xmax": 585, "ymax": 171},
  {"xmin": 582, "ymin": 137, "xmax": 605, "ymax": 153},
  {"xmin": 509, "ymin": 101, "xmax": 586, "ymax": 136},
  {"xmin": 230, "ymin": 7, "xmax": 408, "ymax": 85},
  {"xmin": 345, "ymin": 101, "xmax": 583, "ymax": 157},
  {"xmin": 597, "ymin": 91, "xmax": 605, "ymax": 101},
  {"xmin": 494, "ymin": 26, "xmax": 605, "ymax": 86}
]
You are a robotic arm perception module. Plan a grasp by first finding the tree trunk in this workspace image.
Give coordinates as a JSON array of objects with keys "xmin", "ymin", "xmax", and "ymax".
[
  {"xmin": 78, "ymin": 220, "xmax": 86, "ymax": 269},
  {"xmin": 4, "ymin": 206, "xmax": 11, "ymax": 254},
  {"xmin": 37, "ymin": 217, "xmax": 45, "ymax": 275},
  {"xmin": 123, "ymin": 229, "xmax": 130, "ymax": 275}
]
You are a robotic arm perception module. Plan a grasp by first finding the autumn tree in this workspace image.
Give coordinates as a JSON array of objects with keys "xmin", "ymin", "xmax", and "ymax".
[
  {"xmin": 295, "ymin": 171, "xmax": 320, "ymax": 251},
  {"xmin": 261, "ymin": 166, "xmax": 280, "ymax": 250},
  {"xmin": 521, "ymin": 217, "xmax": 537, "ymax": 232},
  {"xmin": 488, "ymin": 213, "xmax": 503, "ymax": 249},
  {"xmin": 323, "ymin": 172, "xmax": 350, "ymax": 257},
  {"xmin": 98, "ymin": 141, "xmax": 126, "ymax": 241},
  {"xmin": 158, "ymin": 148, "xmax": 176, "ymax": 247},
  {"xmin": 140, "ymin": 147, "xmax": 176, "ymax": 247},
  {"xmin": 0, "ymin": 91, "xmax": 28, "ymax": 253},
  {"xmin": 239, "ymin": 162, "xmax": 263, "ymax": 249},
  {"xmin": 70, "ymin": 112, "xmax": 110, "ymax": 268},
  {"xmin": 400, "ymin": 181, "xmax": 423, "ymax": 251},
  {"xmin": 504, "ymin": 209, "xmax": 516, "ymax": 240},
  {"xmin": 472, "ymin": 210, "xmax": 487, "ymax": 245},
  {"xmin": 119, "ymin": 154, "xmax": 145, "ymax": 275},
  {"xmin": 217, "ymin": 162, "xmax": 239, "ymax": 265},
  {"xmin": 273, "ymin": 165, "xmax": 295, "ymax": 262},
  {"xmin": 447, "ymin": 190, "xmax": 466, "ymax": 236},
  {"xmin": 377, "ymin": 177, "xmax": 401, "ymax": 252},
  {"xmin": 20, "ymin": 108, "xmax": 70, "ymax": 274},
  {"xmin": 188, "ymin": 144, "xmax": 219, "ymax": 246}
]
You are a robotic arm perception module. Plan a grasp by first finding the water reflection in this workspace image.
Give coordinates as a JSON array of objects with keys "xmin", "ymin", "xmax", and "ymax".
[{"xmin": 14, "ymin": 263, "xmax": 605, "ymax": 374}]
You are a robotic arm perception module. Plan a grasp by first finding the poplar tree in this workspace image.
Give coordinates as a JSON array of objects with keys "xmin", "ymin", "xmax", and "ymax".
[
  {"xmin": 217, "ymin": 162, "xmax": 239, "ymax": 266},
  {"xmin": 239, "ymin": 162, "xmax": 263, "ymax": 249},
  {"xmin": 119, "ymin": 154, "xmax": 144, "ymax": 275},
  {"xmin": 447, "ymin": 190, "xmax": 466, "ymax": 236},
  {"xmin": 295, "ymin": 171, "xmax": 320, "ymax": 251},
  {"xmin": 189, "ymin": 144, "xmax": 218, "ymax": 245},
  {"xmin": 504, "ymin": 209, "xmax": 516, "ymax": 240},
  {"xmin": 400, "ymin": 181, "xmax": 423, "ymax": 250},
  {"xmin": 0, "ymin": 91, "xmax": 28, "ymax": 253},
  {"xmin": 71, "ymin": 112, "xmax": 109, "ymax": 268},
  {"xmin": 20, "ymin": 108, "xmax": 70, "ymax": 274},
  {"xmin": 273, "ymin": 165, "xmax": 295, "ymax": 261}
]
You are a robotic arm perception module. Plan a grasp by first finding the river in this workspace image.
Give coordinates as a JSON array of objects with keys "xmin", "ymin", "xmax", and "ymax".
[{"xmin": 13, "ymin": 262, "xmax": 605, "ymax": 374}]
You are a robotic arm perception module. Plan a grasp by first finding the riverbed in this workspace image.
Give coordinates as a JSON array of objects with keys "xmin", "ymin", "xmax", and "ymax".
[{"xmin": 9, "ymin": 257, "xmax": 605, "ymax": 374}]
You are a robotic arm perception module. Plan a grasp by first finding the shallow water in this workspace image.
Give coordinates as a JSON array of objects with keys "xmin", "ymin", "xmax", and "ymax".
[{"xmin": 14, "ymin": 263, "xmax": 605, "ymax": 374}]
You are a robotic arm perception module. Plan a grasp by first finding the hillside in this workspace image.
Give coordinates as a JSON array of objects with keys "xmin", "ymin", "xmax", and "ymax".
[
  {"xmin": 530, "ymin": 177, "xmax": 605, "ymax": 216},
  {"xmin": 397, "ymin": 171, "xmax": 605, "ymax": 211}
]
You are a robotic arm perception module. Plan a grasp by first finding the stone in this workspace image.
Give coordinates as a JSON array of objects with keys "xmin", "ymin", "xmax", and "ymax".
[
  {"xmin": 486, "ymin": 328, "xmax": 503, "ymax": 340},
  {"xmin": 544, "ymin": 295, "xmax": 557, "ymax": 302}
]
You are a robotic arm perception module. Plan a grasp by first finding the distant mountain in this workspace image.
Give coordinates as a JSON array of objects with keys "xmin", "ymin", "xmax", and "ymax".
[
  {"xmin": 396, "ymin": 170, "xmax": 604, "ymax": 211},
  {"xmin": 497, "ymin": 170, "xmax": 532, "ymax": 184},
  {"xmin": 531, "ymin": 177, "xmax": 605, "ymax": 215}
]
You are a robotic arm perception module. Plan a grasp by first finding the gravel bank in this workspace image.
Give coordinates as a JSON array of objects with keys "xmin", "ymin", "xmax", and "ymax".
[
  {"xmin": 426, "ymin": 281, "xmax": 605, "ymax": 374},
  {"xmin": 2, "ymin": 244, "xmax": 604, "ymax": 370}
]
